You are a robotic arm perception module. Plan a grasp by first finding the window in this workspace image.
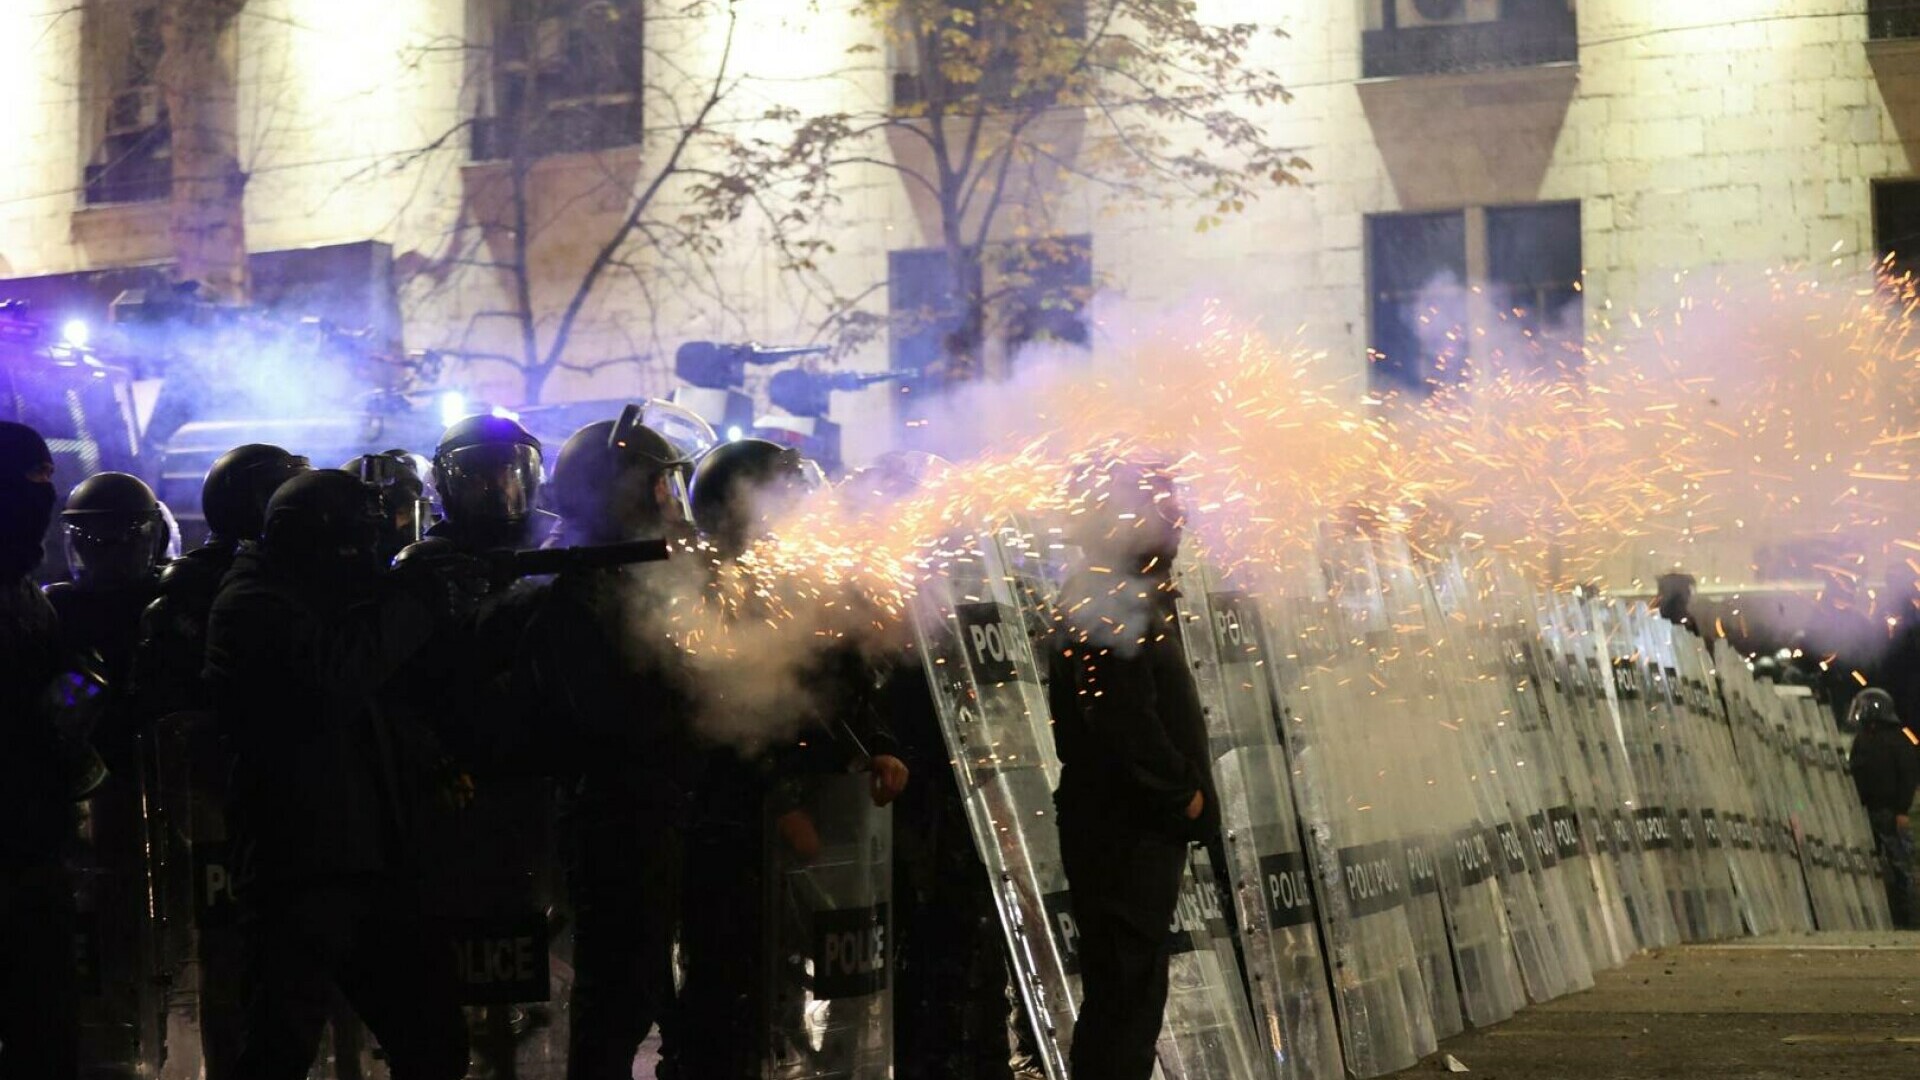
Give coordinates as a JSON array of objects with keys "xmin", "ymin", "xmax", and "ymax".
[
  {"xmin": 1874, "ymin": 179, "xmax": 1920, "ymax": 278},
  {"xmin": 1367, "ymin": 201, "xmax": 1581, "ymax": 396},
  {"xmin": 1368, "ymin": 211, "xmax": 1469, "ymax": 394},
  {"xmin": 1486, "ymin": 203, "xmax": 1583, "ymax": 376},
  {"xmin": 888, "ymin": 247, "xmax": 978, "ymax": 446},
  {"xmin": 887, "ymin": 235, "xmax": 1091, "ymax": 442},
  {"xmin": 1362, "ymin": 0, "xmax": 1577, "ymax": 80},
  {"xmin": 891, "ymin": 0, "xmax": 1088, "ymax": 110},
  {"xmin": 84, "ymin": 1, "xmax": 171, "ymax": 205},
  {"xmin": 473, "ymin": 0, "xmax": 644, "ymax": 161},
  {"xmin": 1870, "ymin": 0, "xmax": 1920, "ymax": 41}
]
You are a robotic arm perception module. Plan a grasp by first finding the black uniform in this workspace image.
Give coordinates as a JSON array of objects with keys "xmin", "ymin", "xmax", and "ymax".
[
  {"xmin": 1047, "ymin": 567, "xmax": 1217, "ymax": 1080},
  {"xmin": 405, "ymin": 513, "xmax": 559, "ymax": 1080},
  {"xmin": 0, "ymin": 421, "xmax": 79, "ymax": 1080},
  {"xmin": 1850, "ymin": 721, "xmax": 1920, "ymax": 928},
  {"xmin": 47, "ymin": 579, "xmax": 162, "ymax": 1074},
  {"xmin": 131, "ymin": 545, "xmax": 248, "ymax": 1077},
  {"xmin": 205, "ymin": 542, "xmax": 467, "ymax": 1080},
  {"xmin": 516, "ymin": 561, "xmax": 702, "ymax": 1080}
]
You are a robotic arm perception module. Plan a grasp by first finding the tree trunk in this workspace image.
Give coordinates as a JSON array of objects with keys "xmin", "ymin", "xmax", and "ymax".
[
  {"xmin": 941, "ymin": 205, "xmax": 983, "ymax": 384},
  {"xmin": 159, "ymin": 0, "xmax": 250, "ymax": 303}
]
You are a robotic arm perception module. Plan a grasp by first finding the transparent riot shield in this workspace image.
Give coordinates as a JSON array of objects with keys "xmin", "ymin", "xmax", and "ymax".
[
  {"xmin": 911, "ymin": 542, "xmax": 1076, "ymax": 1080},
  {"xmin": 1171, "ymin": 564, "xmax": 1345, "ymax": 1080},
  {"xmin": 1550, "ymin": 599, "xmax": 1679, "ymax": 950},
  {"xmin": 764, "ymin": 771, "xmax": 892, "ymax": 1080},
  {"xmin": 1005, "ymin": 526, "xmax": 1269, "ymax": 1080},
  {"xmin": 1261, "ymin": 557, "xmax": 1437, "ymax": 1077},
  {"xmin": 913, "ymin": 525, "xmax": 1269, "ymax": 1080},
  {"xmin": 1157, "ymin": 846, "xmax": 1275, "ymax": 1080},
  {"xmin": 1715, "ymin": 645, "xmax": 1816, "ymax": 933},
  {"xmin": 1679, "ymin": 631, "xmax": 1771, "ymax": 935},
  {"xmin": 1419, "ymin": 554, "xmax": 1590, "ymax": 1003},
  {"xmin": 1498, "ymin": 573, "xmax": 1633, "ymax": 970},
  {"xmin": 72, "ymin": 737, "xmax": 165, "ymax": 1080}
]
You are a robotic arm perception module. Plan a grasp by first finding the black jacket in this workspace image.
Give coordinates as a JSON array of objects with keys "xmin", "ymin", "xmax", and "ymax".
[
  {"xmin": 517, "ymin": 565, "xmax": 705, "ymax": 827},
  {"xmin": 47, "ymin": 577, "xmax": 158, "ymax": 767},
  {"xmin": 1047, "ymin": 568, "xmax": 1219, "ymax": 839},
  {"xmin": 1850, "ymin": 723, "xmax": 1920, "ymax": 816},
  {"xmin": 0, "ymin": 576, "xmax": 73, "ymax": 871},
  {"xmin": 203, "ymin": 549, "xmax": 441, "ymax": 889},
  {"xmin": 130, "ymin": 544, "xmax": 233, "ymax": 723}
]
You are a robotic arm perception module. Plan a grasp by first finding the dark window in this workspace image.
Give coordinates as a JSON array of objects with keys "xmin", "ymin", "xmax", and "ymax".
[
  {"xmin": 84, "ymin": 2, "xmax": 171, "ymax": 205},
  {"xmin": 473, "ymin": 0, "xmax": 644, "ymax": 161},
  {"xmin": 1486, "ymin": 202, "xmax": 1582, "ymax": 377},
  {"xmin": 1874, "ymin": 179, "xmax": 1920, "ymax": 277},
  {"xmin": 1870, "ymin": 0, "xmax": 1920, "ymax": 40},
  {"xmin": 1363, "ymin": 0, "xmax": 1577, "ymax": 79},
  {"xmin": 888, "ymin": 247, "xmax": 979, "ymax": 447},
  {"xmin": 892, "ymin": 0, "xmax": 1087, "ymax": 109},
  {"xmin": 1368, "ymin": 211, "xmax": 1468, "ymax": 395}
]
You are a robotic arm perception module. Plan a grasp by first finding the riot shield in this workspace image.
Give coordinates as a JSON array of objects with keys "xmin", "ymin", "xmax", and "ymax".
[
  {"xmin": 1156, "ymin": 846, "xmax": 1276, "ymax": 1080},
  {"xmin": 73, "ymin": 741, "xmax": 165, "ymax": 1080},
  {"xmin": 1548, "ymin": 599, "xmax": 1679, "ymax": 950},
  {"xmin": 1261, "ymin": 555, "xmax": 1437, "ymax": 1077},
  {"xmin": 913, "ymin": 525, "xmax": 1269, "ymax": 1080},
  {"xmin": 1715, "ymin": 646, "xmax": 1816, "ymax": 933},
  {"xmin": 1170, "ymin": 564, "xmax": 1345, "ymax": 1080},
  {"xmin": 1495, "ymin": 572, "xmax": 1633, "ymax": 970},
  {"xmin": 1420, "ymin": 555, "xmax": 1591, "ymax": 1003},
  {"xmin": 910, "ymin": 543, "xmax": 1075, "ymax": 1080},
  {"xmin": 764, "ymin": 771, "xmax": 892, "ymax": 1080}
]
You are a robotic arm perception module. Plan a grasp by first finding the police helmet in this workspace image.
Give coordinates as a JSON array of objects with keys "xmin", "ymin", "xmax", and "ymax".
[
  {"xmin": 344, "ymin": 450, "xmax": 435, "ymax": 557},
  {"xmin": 689, "ymin": 437, "xmax": 817, "ymax": 556},
  {"xmin": 262, "ymin": 470, "xmax": 386, "ymax": 569},
  {"xmin": 202, "ymin": 443, "xmax": 312, "ymax": 543},
  {"xmin": 1849, "ymin": 687, "xmax": 1901, "ymax": 729},
  {"xmin": 61, "ymin": 471, "xmax": 168, "ymax": 589},
  {"xmin": 549, "ymin": 419, "xmax": 690, "ymax": 541},
  {"xmin": 432, "ymin": 415, "xmax": 543, "ymax": 529}
]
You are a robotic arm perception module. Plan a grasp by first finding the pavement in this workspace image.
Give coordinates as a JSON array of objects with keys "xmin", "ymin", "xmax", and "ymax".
[{"xmin": 1387, "ymin": 932, "xmax": 1920, "ymax": 1080}]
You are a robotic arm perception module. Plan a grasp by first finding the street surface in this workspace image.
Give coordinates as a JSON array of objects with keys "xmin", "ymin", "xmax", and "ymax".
[{"xmin": 1387, "ymin": 933, "xmax": 1920, "ymax": 1080}]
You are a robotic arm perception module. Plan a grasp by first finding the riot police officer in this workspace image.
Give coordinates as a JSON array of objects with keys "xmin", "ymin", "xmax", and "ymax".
[
  {"xmin": 429, "ymin": 415, "xmax": 555, "ymax": 552},
  {"xmin": 0, "ymin": 420, "xmax": 81, "ymax": 1079},
  {"xmin": 344, "ymin": 450, "xmax": 436, "ymax": 565},
  {"xmin": 404, "ymin": 420, "xmax": 564, "ymax": 1078},
  {"xmin": 1849, "ymin": 689, "xmax": 1920, "ymax": 928},
  {"xmin": 1047, "ymin": 456, "xmax": 1215, "ymax": 1080},
  {"xmin": 515, "ymin": 419, "xmax": 701, "ymax": 1080},
  {"xmin": 47, "ymin": 470, "xmax": 175, "ymax": 1076},
  {"xmin": 204, "ymin": 470, "xmax": 469, "ymax": 1080},
  {"xmin": 662, "ymin": 438, "xmax": 907, "ymax": 1080},
  {"xmin": 49, "ymin": 472, "xmax": 170, "ymax": 749},
  {"xmin": 130, "ymin": 443, "xmax": 308, "ymax": 1080}
]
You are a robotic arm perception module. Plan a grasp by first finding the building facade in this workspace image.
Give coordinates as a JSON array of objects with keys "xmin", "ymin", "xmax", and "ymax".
[{"xmin": 3, "ymin": 1, "xmax": 1916, "ymax": 580}]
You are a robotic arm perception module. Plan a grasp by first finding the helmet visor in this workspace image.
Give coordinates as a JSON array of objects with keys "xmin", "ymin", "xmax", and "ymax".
[
  {"xmin": 440, "ymin": 443, "xmax": 542, "ymax": 526},
  {"xmin": 64, "ymin": 514, "xmax": 160, "ymax": 588}
]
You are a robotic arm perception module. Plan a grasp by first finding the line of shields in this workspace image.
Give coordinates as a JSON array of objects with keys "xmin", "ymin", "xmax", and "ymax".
[{"xmin": 909, "ymin": 516, "xmax": 1890, "ymax": 1080}]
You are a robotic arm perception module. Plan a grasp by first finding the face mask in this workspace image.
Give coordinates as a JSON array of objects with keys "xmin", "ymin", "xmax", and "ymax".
[{"xmin": 0, "ymin": 480, "xmax": 56, "ymax": 579}]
